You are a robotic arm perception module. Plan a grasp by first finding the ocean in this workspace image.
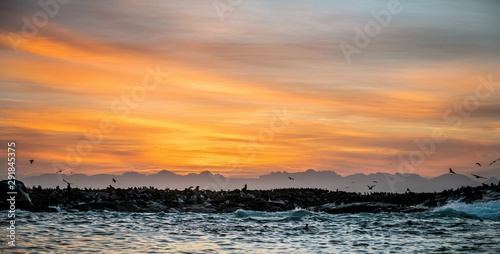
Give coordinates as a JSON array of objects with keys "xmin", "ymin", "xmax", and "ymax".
[{"xmin": 2, "ymin": 200, "xmax": 500, "ymax": 253}]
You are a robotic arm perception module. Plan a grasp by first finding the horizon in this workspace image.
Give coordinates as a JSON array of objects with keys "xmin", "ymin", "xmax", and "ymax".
[
  {"xmin": 18, "ymin": 167, "xmax": 499, "ymax": 194},
  {"xmin": 1, "ymin": 1, "xmax": 500, "ymax": 181},
  {"xmin": 20, "ymin": 168, "xmax": 500, "ymax": 181}
]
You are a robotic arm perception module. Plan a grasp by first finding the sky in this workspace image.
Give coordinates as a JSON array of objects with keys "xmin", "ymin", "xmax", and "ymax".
[{"xmin": 1, "ymin": 0, "xmax": 499, "ymax": 179}]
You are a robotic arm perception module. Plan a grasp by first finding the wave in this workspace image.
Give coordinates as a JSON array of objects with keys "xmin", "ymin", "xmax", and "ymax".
[
  {"xmin": 289, "ymin": 209, "xmax": 312, "ymax": 218},
  {"xmin": 233, "ymin": 208, "xmax": 313, "ymax": 222},
  {"xmin": 433, "ymin": 200, "xmax": 500, "ymax": 221},
  {"xmin": 48, "ymin": 205, "xmax": 65, "ymax": 213},
  {"xmin": 232, "ymin": 200, "xmax": 500, "ymax": 222}
]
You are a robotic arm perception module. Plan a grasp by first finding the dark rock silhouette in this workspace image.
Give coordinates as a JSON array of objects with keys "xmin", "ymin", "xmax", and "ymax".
[
  {"xmin": 2, "ymin": 181, "xmax": 499, "ymax": 214},
  {"xmin": 0, "ymin": 180, "xmax": 33, "ymax": 208}
]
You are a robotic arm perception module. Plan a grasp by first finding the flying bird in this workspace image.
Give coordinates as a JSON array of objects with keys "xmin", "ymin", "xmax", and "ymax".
[
  {"xmin": 476, "ymin": 163, "xmax": 481, "ymax": 167},
  {"xmin": 367, "ymin": 185, "xmax": 376, "ymax": 190},
  {"xmin": 56, "ymin": 169, "xmax": 64, "ymax": 174},
  {"xmin": 29, "ymin": 160, "xmax": 34, "ymax": 164},
  {"xmin": 112, "ymin": 178, "xmax": 116, "ymax": 183},
  {"xmin": 63, "ymin": 179, "xmax": 73, "ymax": 188},
  {"xmin": 373, "ymin": 181, "xmax": 378, "ymax": 183},
  {"xmin": 490, "ymin": 158, "xmax": 500, "ymax": 166},
  {"xmin": 449, "ymin": 168, "xmax": 456, "ymax": 174},
  {"xmin": 288, "ymin": 177, "xmax": 294, "ymax": 180},
  {"xmin": 471, "ymin": 173, "xmax": 486, "ymax": 179}
]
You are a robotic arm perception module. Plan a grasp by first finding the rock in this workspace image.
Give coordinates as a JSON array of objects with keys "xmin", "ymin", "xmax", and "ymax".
[
  {"xmin": 246, "ymin": 198, "xmax": 271, "ymax": 211},
  {"xmin": 6, "ymin": 182, "xmax": 498, "ymax": 214},
  {"xmin": 268, "ymin": 199, "xmax": 286, "ymax": 206},
  {"xmin": 146, "ymin": 200, "xmax": 168, "ymax": 212},
  {"xmin": 208, "ymin": 196, "xmax": 225, "ymax": 204},
  {"xmin": 242, "ymin": 194, "xmax": 256, "ymax": 202},
  {"xmin": 0, "ymin": 180, "xmax": 33, "ymax": 210}
]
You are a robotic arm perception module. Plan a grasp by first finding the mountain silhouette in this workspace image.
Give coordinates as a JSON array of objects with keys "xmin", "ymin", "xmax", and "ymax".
[{"xmin": 20, "ymin": 169, "xmax": 493, "ymax": 193}]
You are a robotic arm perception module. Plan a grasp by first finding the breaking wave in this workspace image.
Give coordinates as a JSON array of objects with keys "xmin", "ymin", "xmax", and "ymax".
[{"xmin": 433, "ymin": 199, "xmax": 500, "ymax": 221}]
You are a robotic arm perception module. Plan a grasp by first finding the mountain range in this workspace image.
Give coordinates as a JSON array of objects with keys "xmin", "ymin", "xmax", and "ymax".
[{"xmin": 19, "ymin": 169, "xmax": 498, "ymax": 193}]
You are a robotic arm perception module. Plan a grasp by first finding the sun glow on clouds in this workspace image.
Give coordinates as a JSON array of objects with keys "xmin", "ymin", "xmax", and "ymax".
[{"xmin": 0, "ymin": 0, "xmax": 499, "ymax": 179}]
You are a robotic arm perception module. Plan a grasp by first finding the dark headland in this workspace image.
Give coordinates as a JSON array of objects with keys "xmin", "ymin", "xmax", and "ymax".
[{"xmin": 1, "ymin": 180, "xmax": 499, "ymax": 214}]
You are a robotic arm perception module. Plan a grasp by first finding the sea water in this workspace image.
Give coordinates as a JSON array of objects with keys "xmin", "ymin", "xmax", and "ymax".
[{"xmin": 1, "ymin": 200, "xmax": 500, "ymax": 253}]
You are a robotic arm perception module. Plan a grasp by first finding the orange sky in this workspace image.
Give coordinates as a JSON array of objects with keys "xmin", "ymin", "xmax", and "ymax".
[{"xmin": 1, "ymin": 1, "xmax": 499, "ymax": 179}]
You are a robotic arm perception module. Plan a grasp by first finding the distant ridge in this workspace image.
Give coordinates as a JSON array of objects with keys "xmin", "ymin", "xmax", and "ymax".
[{"xmin": 20, "ymin": 169, "xmax": 493, "ymax": 193}]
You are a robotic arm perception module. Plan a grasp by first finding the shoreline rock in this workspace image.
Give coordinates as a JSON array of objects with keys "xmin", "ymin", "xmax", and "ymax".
[{"xmin": 1, "ymin": 180, "xmax": 499, "ymax": 214}]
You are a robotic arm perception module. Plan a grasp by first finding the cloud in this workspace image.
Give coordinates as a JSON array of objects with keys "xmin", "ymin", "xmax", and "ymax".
[{"xmin": 1, "ymin": 0, "xmax": 499, "ymax": 179}]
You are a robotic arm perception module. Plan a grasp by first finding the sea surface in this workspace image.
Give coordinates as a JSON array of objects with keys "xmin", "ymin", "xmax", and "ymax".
[{"xmin": 1, "ymin": 200, "xmax": 500, "ymax": 253}]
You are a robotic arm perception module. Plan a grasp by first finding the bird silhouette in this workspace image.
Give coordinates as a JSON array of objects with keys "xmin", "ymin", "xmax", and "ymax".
[
  {"xmin": 112, "ymin": 178, "xmax": 116, "ymax": 183},
  {"xmin": 471, "ymin": 173, "xmax": 486, "ymax": 179},
  {"xmin": 490, "ymin": 158, "xmax": 500, "ymax": 166},
  {"xmin": 62, "ymin": 179, "xmax": 73, "ymax": 188},
  {"xmin": 29, "ymin": 160, "xmax": 34, "ymax": 164},
  {"xmin": 373, "ymin": 181, "xmax": 378, "ymax": 183},
  {"xmin": 476, "ymin": 163, "xmax": 481, "ymax": 167},
  {"xmin": 288, "ymin": 177, "xmax": 294, "ymax": 180},
  {"xmin": 449, "ymin": 168, "xmax": 456, "ymax": 174},
  {"xmin": 406, "ymin": 188, "xmax": 411, "ymax": 192},
  {"xmin": 367, "ymin": 185, "xmax": 376, "ymax": 190},
  {"xmin": 242, "ymin": 184, "xmax": 247, "ymax": 192},
  {"xmin": 56, "ymin": 169, "xmax": 64, "ymax": 174}
]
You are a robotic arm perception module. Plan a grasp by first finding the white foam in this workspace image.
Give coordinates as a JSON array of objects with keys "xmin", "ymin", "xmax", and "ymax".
[{"xmin": 435, "ymin": 200, "xmax": 500, "ymax": 221}]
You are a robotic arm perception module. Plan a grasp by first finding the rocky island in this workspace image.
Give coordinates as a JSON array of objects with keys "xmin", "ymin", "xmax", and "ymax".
[{"xmin": 2, "ymin": 180, "xmax": 499, "ymax": 214}]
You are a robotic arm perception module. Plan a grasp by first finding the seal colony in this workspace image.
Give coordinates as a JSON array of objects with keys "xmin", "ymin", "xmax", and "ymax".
[{"xmin": 1, "ymin": 180, "xmax": 499, "ymax": 214}]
